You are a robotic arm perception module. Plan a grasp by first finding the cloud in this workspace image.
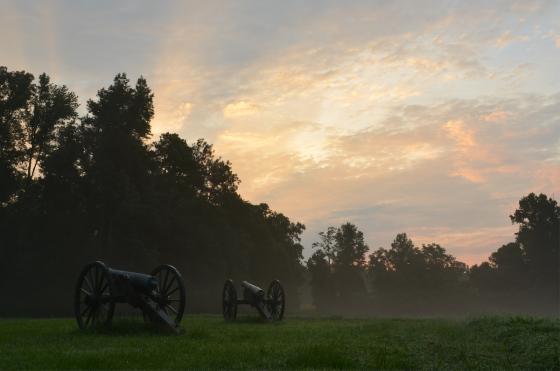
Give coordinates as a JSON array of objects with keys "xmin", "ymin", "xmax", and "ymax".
[
  {"xmin": 1, "ymin": 0, "xmax": 559, "ymax": 264},
  {"xmin": 494, "ymin": 31, "xmax": 530, "ymax": 48},
  {"xmin": 226, "ymin": 94, "xmax": 559, "ymax": 264},
  {"xmin": 223, "ymin": 101, "xmax": 259, "ymax": 118}
]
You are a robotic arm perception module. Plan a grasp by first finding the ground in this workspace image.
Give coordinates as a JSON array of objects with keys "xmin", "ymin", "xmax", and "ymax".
[{"xmin": 0, "ymin": 315, "xmax": 558, "ymax": 369}]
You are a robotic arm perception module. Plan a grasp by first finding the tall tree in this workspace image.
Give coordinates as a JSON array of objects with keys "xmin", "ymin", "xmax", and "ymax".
[
  {"xmin": 0, "ymin": 67, "xmax": 33, "ymax": 204},
  {"xmin": 308, "ymin": 222, "xmax": 368, "ymax": 310},
  {"xmin": 306, "ymin": 250, "xmax": 334, "ymax": 310},
  {"xmin": 0, "ymin": 67, "xmax": 77, "ymax": 201},
  {"xmin": 312, "ymin": 226, "xmax": 337, "ymax": 266},
  {"xmin": 23, "ymin": 74, "xmax": 78, "ymax": 181},
  {"xmin": 334, "ymin": 222, "xmax": 369, "ymax": 268},
  {"xmin": 81, "ymin": 73, "xmax": 156, "ymax": 264},
  {"xmin": 509, "ymin": 193, "xmax": 559, "ymax": 288},
  {"xmin": 191, "ymin": 138, "xmax": 239, "ymax": 204}
]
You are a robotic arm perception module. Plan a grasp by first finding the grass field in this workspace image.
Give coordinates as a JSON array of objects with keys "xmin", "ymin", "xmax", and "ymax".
[{"xmin": 0, "ymin": 315, "xmax": 558, "ymax": 369}]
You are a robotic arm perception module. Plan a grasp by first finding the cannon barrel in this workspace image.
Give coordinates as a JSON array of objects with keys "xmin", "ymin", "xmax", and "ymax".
[
  {"xmin": 241, "ymin": 281, "xmax": 264, "ymax": 304},
  {"xmin": 241, "ymin": 281, "xmax": 264, "ymax": 296},
  {"xmin": 108, "ymin": 268, "xmax": 158, "ymax": 294}
]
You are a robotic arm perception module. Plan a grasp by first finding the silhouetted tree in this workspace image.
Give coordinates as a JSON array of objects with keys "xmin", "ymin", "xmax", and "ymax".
[
  {"xmin": 0, "ymin": 67, "xmax": 306, "ymax": 316},
  {"xmin": 312, "ymin": 226, "xmax": 337, "ymax": 265},
  {"xmin": 0, "ymin": 67, "xmax": 33, "ymax": 204},
  {"xmin": 306, "ymin": 250, "xmax": 335, "ymax": 310},
  {"xmin": 367, "ymin": 234, "xmax": 468, "ymax": 314},
  {"xmin": 81, "ymin": 73, "xmax": 156, "ymax": 265},
  {"xmin": 468, "ymin": 193, "xmax": 559, "ymax": 314},
  {"xmin": 510, "ymin": 193, "xmax": 559, "ymax": 289},
  {"xmin": 489, "ymin": 242, "xmax": 526, "ymax": 291},
  {"xmin": 307, "ymin": 222, "xmax": 368, "ymax": 311},
  {"xmin": 0, "ymin": 67, "xmax": 77, "ymax": 201}
]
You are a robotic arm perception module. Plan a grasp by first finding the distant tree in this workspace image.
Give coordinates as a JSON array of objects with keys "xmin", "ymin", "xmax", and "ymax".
[
  {"xmin": 387, "ymin": 233, "xmax": 422, "ymax": 273},
  {"xmin": 312, "ymin": 226, "xmax": 337, "ymax": 266},
  {"xmin": 308, "ymin": 222, "xmax": 368, "ymax": 310},
  {"xmin": 420, "ymin": 243, "xmax": 467, "ymax": 290},
  {"xmin": 306, "ymin": 250, "xmax": 334, "ymax": 310},
  {"xmin": 367, "ymin": 247, "xmax": 391, "ymax": 293},
  {"xmin": 509, "ymin": 193, "xmax": 559, "ymax": 288},
  {"xmin": 469, "ymin": 262, "xmax": 497, "ymax": 294},
  {"xmin": 367, "ymin": 234, "xmax": 468, "ymax": 314},
  {"xmin": 334, "ymin": 223, "xmax": 369, "ymax": 268}
]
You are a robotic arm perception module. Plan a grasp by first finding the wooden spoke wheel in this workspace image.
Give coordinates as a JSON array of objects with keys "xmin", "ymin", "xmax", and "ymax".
[
  {"xmin": 222, "ymin": 279, "xmax": 237, "ymax": 321},
  {"xmin": 150, "ymin": 264, "xmax": 186, "ymax": 325},
  {"xmin": 266, "ymin": 280, "xmax": 285, "ymax": 321},
  {"xmin": 74, "ymin": 261, "xmax": 115, "ymax": 330}
]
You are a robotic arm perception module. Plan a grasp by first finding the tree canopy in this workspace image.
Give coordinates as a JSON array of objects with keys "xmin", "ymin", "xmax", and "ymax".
[{"xmin": 0, "ymin": 67, "xmax": 305, "ymax": 316}]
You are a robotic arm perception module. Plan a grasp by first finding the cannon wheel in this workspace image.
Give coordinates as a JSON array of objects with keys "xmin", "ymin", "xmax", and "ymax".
[
  {"xmin": 150, "ymin": 264, "xmax": 186, "ymax": 325},
  {"xmin": 266, "ymin": 280, "xmax": 285, "ymax": 321},
  {"xmin": 222, "ymin": 279, "xmax": 237, "ymax": 321},
  {"xmin": 74, "ymin": 261, "xmax": 115, "ymax": 330}
]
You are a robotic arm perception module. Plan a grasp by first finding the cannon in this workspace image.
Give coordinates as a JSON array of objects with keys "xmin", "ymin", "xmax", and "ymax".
[
  {"xmin": 74, "ymin": 261, "xmax": 186, "ymax": 333},
  {"xmin": 222, "ymin": 279, "xmax": 285, "ymax": 321}
]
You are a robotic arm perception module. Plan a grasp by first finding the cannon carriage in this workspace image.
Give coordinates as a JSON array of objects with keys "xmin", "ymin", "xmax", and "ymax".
[
  {"xmin": 74, "ymin": 261, "xmax": 185, "ymax": 333},
  {"xmin": 222, "ymin": 279, "xmax": 285, "ymax": 321}
]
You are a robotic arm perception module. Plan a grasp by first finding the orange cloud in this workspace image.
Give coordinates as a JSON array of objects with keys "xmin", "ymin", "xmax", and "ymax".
[
  {"xmin": 223, "ymin": 101, "xmax": 259, "ymax": 118},
  {"xmin": 481, "ymin": 111, "xmax": 509, "ymax": 122}
]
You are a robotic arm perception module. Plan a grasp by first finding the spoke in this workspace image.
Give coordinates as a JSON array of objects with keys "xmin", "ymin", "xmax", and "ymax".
[
  {"xmin": 88, "ymin": 270, "xmax": 96, "ymax": 293},
  {"xmin": 94, "ymin": 267, "xmax": 99, "ymax": 292},
  {"xmin": 83, "ymin": 276, "xmax": 94, "ymax": 292},
  {"xmin": 167, "ymin": 286, "xmax": 180, "ymax": 296},
  {"xmin": 164, "ymin": 275, "xmax": 177, "ymax": 293},
  {"xmin": 99, "ymin": 281, "xmax": 109, "ymax": 294},
  {"xmin": 85, "ymin": 308, "xmax": 94, "ymax": 327},
  {"xmin": 161, "ymin": 270, "xmax": 169, "ymax": 294},
  {"xmin": 97, "ymin": 268, "xmax": 104, "ymax": 294},
  {"xmin": 81, "ymin": 288, "xmax": 92, "ymax": 296},
  {"xmin": 166, "ymin": 304, "xmax": 178, "ymax": 314},
  {"xmin": 81, "ymin": 305, "xmax": 91, "ymax": 317}
]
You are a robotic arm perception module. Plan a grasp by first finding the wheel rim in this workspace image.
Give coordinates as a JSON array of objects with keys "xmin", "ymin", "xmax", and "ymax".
[
  {"xmin": 267, "ymin": 280, "xmax": 285, "ymax": 321},
  {"xmin": 151, "ymin": 265, "xmax": 186, "ymax": 325},
  {"xmin": 74, "ymin": 261, "xmax": 114, "ymax": 330},
  {"xmin": 222, "ymin": 279, "xmax": 237, "ymax": 321}
]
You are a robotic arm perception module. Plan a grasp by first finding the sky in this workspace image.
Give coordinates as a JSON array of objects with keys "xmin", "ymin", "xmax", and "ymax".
[{"xmin": 1, "ymin": 0, "xmax": 559, "ymax": 264}]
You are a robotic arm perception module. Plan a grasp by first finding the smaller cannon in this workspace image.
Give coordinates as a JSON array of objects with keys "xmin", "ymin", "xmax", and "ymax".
[
  {"xmin": 222, "ymin": 279, "xmax": 285, "ymax": 321},
  {"xmin": 74, "ymin": 261, "xmax": 186, "ymax": 333}
]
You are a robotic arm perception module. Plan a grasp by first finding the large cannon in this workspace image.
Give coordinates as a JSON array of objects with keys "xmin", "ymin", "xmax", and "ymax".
[
  {"xmin": 74, "ymin": 261, "xmax": 186, "ymax": 333},
  {"xmin": 222, "ymin": 279, "xmax": 285, "ymax": 321}
]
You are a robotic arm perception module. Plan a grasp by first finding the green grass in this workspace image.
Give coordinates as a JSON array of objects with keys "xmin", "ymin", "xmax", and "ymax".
[{"xmin": 0, "ymin": 315, "xmax": 558, "ymax": 369}]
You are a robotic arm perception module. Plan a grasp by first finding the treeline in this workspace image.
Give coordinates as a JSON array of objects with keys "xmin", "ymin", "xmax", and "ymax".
[
  {"xmin": 1, "ymin": 67, "xmax": 557, "ymax": 318},
  {"xmin": 0, "ymin": 67, "xmax": 305, "ymax": 316},
  {"xmin": 307, "ymin": 193, "xmax": 559, "ymax": 316}
]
